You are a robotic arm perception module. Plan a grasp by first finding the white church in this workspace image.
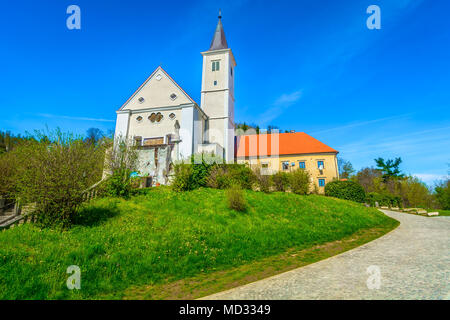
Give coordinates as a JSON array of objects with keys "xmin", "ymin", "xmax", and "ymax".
[{"xmin": 114, "ymin": 14, "xmax": 235, "ymax": 184}]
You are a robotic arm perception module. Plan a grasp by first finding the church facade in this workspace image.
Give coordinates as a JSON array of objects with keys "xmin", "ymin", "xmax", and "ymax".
[
  {"xmin": 113, "ymin": 15, "xmax": 340, "ymax": 189},
  {"xmin": 114, "ymin": 15, "xmax": 234, "ymax": 184}
]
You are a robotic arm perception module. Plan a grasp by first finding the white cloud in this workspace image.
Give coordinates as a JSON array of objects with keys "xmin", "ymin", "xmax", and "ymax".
[
  {"xmin": 257, "ymin": 90, "xmax": 303, "ymax": 125},
  {"xmin": 274, "ymin": 90, "xmax": 303, "ymax": 106},
  {"xmin": 37, "ymin": 113, "xmax": 115, "ymax": 123}
]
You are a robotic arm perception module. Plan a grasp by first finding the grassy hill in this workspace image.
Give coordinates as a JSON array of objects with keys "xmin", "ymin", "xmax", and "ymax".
[{"xmin": 0, "ymin": 187, "xmax": 398, "ymax": 299}]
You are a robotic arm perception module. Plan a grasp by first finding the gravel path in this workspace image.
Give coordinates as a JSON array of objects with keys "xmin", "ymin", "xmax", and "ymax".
[{"xmin": 203, "ymin": 210, "xmax": 450, "ymax": 300}]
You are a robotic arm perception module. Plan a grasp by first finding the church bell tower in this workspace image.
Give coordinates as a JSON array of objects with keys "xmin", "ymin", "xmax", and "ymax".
[{"xmin": 200, "ymin": 12, "xmax": 236, "ymax": 163}]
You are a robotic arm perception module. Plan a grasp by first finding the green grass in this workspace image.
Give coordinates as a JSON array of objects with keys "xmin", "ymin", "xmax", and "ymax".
[
  {"xmin": 0, "ymin": 187, "xmax": 397, "ymax": 299},
  {"xmin": 436, "ymin": 209, "xmax": 450, "ymax": 216}
]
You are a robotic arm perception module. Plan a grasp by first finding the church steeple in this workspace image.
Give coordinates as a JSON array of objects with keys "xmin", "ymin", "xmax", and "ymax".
[{"xmin": 209, "ymin": 10, "xmax": 228, "ymax": 51}]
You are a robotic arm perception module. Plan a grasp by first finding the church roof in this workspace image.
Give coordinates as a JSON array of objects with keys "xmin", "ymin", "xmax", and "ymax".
[
  {"xmin": 235, "ymin": 132, "xmax": 338, "ymax": 158},
  {"xmin": 209, "ymin": 13, "xmax": 228, "ymax": 51}
]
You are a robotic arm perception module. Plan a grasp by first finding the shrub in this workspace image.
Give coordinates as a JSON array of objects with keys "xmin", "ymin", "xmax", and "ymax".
[
  {"xmin": 325, "ymin": 180, "xmax": 366, "ymax": 203},
  {"xmin": 104, "ymin": 170, "xmax": 133, "ymax": 198},
  {"xmin": 253, "ymin": 166, "xmax": 272, "ymax": 193},
  {"xmin": 171, "ymin": 163, "xmax": 194, "ymax": 192},
  {"xmin": 366, "ymin": 192, "xmax": 402, "ymax": 208},
  {"xmin": 226, "ymin": 185, "xmax": 247, "ymax": 212},
  {"xmin": 11, "ymin": 129, "xmax": 105, "ymax": 228},
  {"xmin": 272, "ymin": 171, "xmax": 290, "ymax": 192},
  {"xmin": 103, "ymin": 138, "xmax": 138, "ymax": 198},
  {"xmin": 227, "ymin": 164, "xmax": 255, "ymax": 189},
  {"xmin": 206, "ymin": 164, "xmax": 255, "ymax": 190},
  {"xmin": 288, "ymin": 169, "xmax": 310, "ymax": 195},
  {"xmin": 190, "ymin": 155, "xmax": 214, "ymax": 189}
]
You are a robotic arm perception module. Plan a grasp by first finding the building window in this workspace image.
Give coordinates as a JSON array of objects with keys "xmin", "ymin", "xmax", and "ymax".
[
  {"xmin": 262, "ymin": 163, "xmax": 269, "ymax": 168},
  {"xmin": 136, "ymin": 116, "xmax": 143, "ymax": 122},
  {"xmin": 134, "ymin": 136, "xmax": 142, "ymax": 146},
  {"xmin": 138, "ymin": 97, "xmax": 145, "ymax": 103},
  {"xmin": 230, "ymin": 67, "xmax": 233, "ymax": 76},
  {"xmin": 170, "ymin": 93, "xmax": 177, "ymax": 100},
  {"xmin": 169, "ymin": 113, "xmax": 176, "ymax": 120},
  {"xmin": 318, "ymin": 161, "xmax": 324, "ymax": 169},
  {"xmin": 214, "ymin": 80, "xmax": 217, "ymax": 86},
  {"xmin": 149, "ymin": 112, "xmax": 163, "ymax": 123},
  {"xmin": 212, "ymin": 60, "xmax": 220, "ymax": 71},
  {"xmin": 299, "ymin": 161, "xmax": 306, "ymax": 169},
  {"xmin": 318, "ymin": 178, "xmax": 326, "ymax": 187},
  {"xmin": 282, "ymin": 161, "xmax": 289, "ymax": 171}
]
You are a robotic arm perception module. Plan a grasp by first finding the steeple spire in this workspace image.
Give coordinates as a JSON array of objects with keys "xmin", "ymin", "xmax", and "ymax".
[{"xmin": 209, "ymin": 10, "xmax": 228, "ymax": 51}]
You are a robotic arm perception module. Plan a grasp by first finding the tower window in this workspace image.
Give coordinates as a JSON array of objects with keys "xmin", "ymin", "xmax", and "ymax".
[
  {"xmin": 170, "ymin": 93, "xmax": 177, "ymax": 100},
  {"xmin": 230, "ymin": 67, "xmax": 233, "ymax": 76},
  {"xmin": 138, "ymin": 97, "xmax": 145, "ymax": 103},
  {"xmin": 212, "ymin": 60, "xmax": 220, "ymax": 72}
]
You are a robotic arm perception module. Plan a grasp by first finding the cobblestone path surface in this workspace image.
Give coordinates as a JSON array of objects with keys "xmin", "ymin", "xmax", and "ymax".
[{"xmin": 203, "ymin": 210, "xmax": 450, "ymax": 300}]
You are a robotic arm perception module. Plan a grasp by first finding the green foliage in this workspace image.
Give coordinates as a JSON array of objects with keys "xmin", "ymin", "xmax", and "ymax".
[
  {"xmin": 253, "ymin": 166, "xmax": 272, "ymax": 193},
  {"xmin": 171, "ymin": 164, "xmax": 194, "ymax": 192},
  {"xmin": 272, "ymin": 171, "xmax": 290, "ymax": 192},
  {"xmin": 353, "ymin": 167, "xmax": 383, "ymax": 193},
  {"xmin": 288, "ymin": 169, "xmax": 310, "ymax": 195},
  {"xmin": 103, "ymin": 138, "xmax": 138, "ymax": 198},
  {"xmin": 338, "ymin": 158, "xmax": 355, "ymax": 179},
  {"xmin": 0, "ymin": 131, "xmax": 31, "ymax": 154},
  {"xmin": 325, "ymin": 180, "xmax": 366, "ymax": 203},
  {"xmin": 0, "ymin": 151, "xmax": 17, "ymax": 199},
  {"xmin": 190, "ymin": 154, "xmax": 215, "ymax": 189},
  {"xmin": 435, "ymin": 180, "xmax": 450, "ymax": 210},
  {"xmin": 0, "ymin": 187, "xmax": 395, "ymax": 299},
  {"xmin": 10, "ymin": 129, "xmax": 105, "ymax": 228},
  {"xmin": 206, "ymin": 163, "xmax": 255, "ymax": 190},
  {"xmin": 398, "ymin": 176, "xmax": 431, "ymax": 208},
  {"xmin": 374, "ymin": 157, "xmax": 404, "ymax": 182},
  {"xmin": 366, "ymin": 192, "xmax": 402, "ymax": 208},
  {"xmin": 226, "ymin": 185, "xmax": 247, "ymax": 212}
]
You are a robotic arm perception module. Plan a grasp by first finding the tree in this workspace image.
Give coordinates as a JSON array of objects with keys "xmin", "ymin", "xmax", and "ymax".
[
  {"xmin": 338, "ymin": 158, "xmax": 355, "ymax": 179},
  {"xmin": 354, "ymin": 167, "xmax": 383, "ymax": 193},
  {"xmin": 374, "ymin": 157, "xmax": 404, "ymax": 182},
  {"xmin": 435, "ymin": 179, "xmax": 450, "ymax": 210},
  {"xmin": 85, "ymin": 128, "xmax": 104, "ymax": 146},
  {"xmin": 399, "ymin": 176, "xmax": 432, "ymax": 208}
]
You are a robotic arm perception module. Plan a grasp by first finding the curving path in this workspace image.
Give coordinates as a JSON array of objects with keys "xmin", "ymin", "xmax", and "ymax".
[{"xmin": 203, "ymin": 210, "xmax": 450, "ymax": 300}]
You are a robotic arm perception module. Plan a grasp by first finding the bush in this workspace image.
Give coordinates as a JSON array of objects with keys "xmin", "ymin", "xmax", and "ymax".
[
  {"xmin": 11, "ymin": 129, "xmax": 105, "ymax": 228},
  {"xmin": 190, "ymin": 155, "xmax": 214, "ymax": 189},
  {"xmin": 325, "ymin": 180, "xmax": 366, "ymax": 203},
  {"xmin": 226, "ymin": 185, "xmax": 247, "ymax": 212},
  {"xmin": 366, "ymin": 192, "xmax": 402, "ymax": 208},
  {"xmin": 272, "ymin": 171, "xmax": 290, "ymax": 192},
  {"xmin": 253, "ymin": 166, "xmax": 272, "ymax": 193},
  {"xmin": 104, "ymin": 170, "xmax": 133, "ymax": 198},
  {"xmin": 288, "ymin": 169, "xmax": 310, "ymax": 195},
  {"xmin": 206, "ymin": 163, "xmax": 255, "ymax": 190},
  {"xmin": 103, "ymin": 138, "xmax": 138, "ymax": 198},
  {"xmin": 171, "ymin": 164, "xmax": 194, "ymax": 192}
]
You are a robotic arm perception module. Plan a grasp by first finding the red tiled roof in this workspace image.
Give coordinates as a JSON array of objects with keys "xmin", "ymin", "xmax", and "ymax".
[{"xmin": 235, "ymin": 132, "xmax": 338, "ymax": 157}]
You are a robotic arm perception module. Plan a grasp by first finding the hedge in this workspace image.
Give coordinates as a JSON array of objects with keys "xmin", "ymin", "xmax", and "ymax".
[{"xmin": 324, "ymin": 180, "xmax": 366, "ymax": 203}]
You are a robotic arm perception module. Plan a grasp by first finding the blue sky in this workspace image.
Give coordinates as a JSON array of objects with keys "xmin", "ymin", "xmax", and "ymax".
[{"xmin": 0, "ymin": 0, "xmax": 449, "ymax": 185}]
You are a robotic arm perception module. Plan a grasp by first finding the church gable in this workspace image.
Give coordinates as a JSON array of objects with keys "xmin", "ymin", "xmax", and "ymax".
[{"xmin": 119, "ymin": 66, "xmax": 196, "ymax": 111}]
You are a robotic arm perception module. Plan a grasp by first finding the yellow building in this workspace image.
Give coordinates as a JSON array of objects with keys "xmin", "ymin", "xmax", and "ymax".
[{"xmin": 235, "ymin": 132, "xmax": 339, "ymax": 192}]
